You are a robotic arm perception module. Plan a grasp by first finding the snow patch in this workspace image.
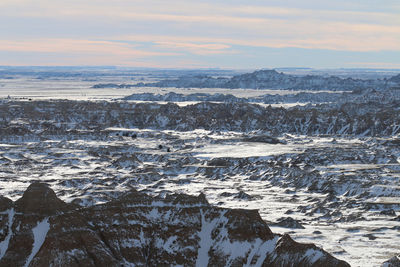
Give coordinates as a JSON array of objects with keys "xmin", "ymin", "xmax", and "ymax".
[
  {"xmin": 195, "ymin": 210, "xmax": 226, "ymax": 267},
  {"xmin": 251, "ymin": 237, "xmax": 280, "ymax": 267},
  {"xmin": 0, "ymin": 208, "xmax": 14, "ymax": 260},
  {"xmin": 24, "ymin": 218, "xmax": 50, "ymax": 267},
  {"xmin": 304, "ymin": 248, "xmax": 324, "ymax": 264}
]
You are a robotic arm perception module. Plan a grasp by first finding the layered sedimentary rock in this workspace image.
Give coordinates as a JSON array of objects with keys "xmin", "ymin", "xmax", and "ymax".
[
  {"xmin": 0, "ymin": 183, "xmax": 349, "ymax": 266},
  {"xmin": 1, "ymin": 100, "xmax": 399, "ymax": 138}
]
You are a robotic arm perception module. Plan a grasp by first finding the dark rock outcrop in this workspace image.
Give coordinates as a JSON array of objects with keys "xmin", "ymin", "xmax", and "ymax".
[
  {"xmin": 1, "ymin": 100, "xmax": 400, "ymax": 137},
  {"xmin": 273, "ymin": 217, "xmax": 306, "ymax": 229},
  {"xmin": 0, "ymin": 196, "xmax": 13, "ymax": 211},
  {"xmin": 382, "ymin": 254, "xmax": 400, "ymax": 267},
  {"xmin": 243, "ymin": 135, "xmax": 282, "ymax": 144},
  {"xmin": 0, "ymin": 183, "xmax": 350, "ymax": 266},
  {"xmin": 15, "ymin": 182, "xmax": 72, "ymax": 215}
]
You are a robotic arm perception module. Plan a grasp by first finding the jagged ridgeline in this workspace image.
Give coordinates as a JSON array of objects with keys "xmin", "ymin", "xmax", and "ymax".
[
  {"xmin": 93, "ymin": 69, "xmax": 399, "ymax": 91},
  {"xmin": 1, "ymin": 69, "xmax": 400, "ymax": 266},
  {"xmin": 1, "ymin": 100, "xmax": 399, "ymax": 137},
  {"xmin": 0, "ymin": 183, "xmax": 349, "ymax": 266}
]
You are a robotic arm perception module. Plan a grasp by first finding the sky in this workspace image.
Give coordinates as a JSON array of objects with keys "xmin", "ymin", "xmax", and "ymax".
[{"xmin": 0, "ymin": 0, "xmax": 399, "ymax": 69}]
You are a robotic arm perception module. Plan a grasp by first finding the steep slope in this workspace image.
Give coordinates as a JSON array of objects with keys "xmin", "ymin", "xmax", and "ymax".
[
  {"xmin": 382, "ymin": 255, "xmax": 400, "ymax": 267},
  {"xmin": 1, "ymin": 100, "xmax": 399, "ymax": 138},
  {"xmin": 0, "ymin": 183, "xmax": 349, "ymax": 266}
]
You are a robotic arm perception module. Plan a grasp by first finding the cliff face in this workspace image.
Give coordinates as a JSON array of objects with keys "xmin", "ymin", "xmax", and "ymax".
[
  {"xmin": 0, "ymin": 183, "xmax": 349, "ymax": 267},
  {"xmin": 1, "ymin": 100, "xmax": 399, "ymax": 139}
]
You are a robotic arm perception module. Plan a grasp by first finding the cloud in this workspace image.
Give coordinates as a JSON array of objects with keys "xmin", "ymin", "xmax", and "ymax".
[
  {"xmin": 3, "ymin": 2, "xmax": 398, "ymax": 52},
  {"xmin": 119, "ymin": 28, "xmax": 400, "ymax": 52},
  {"xmin": 0, "ymin": 38, "xmax": 181, "ymax": 66},
  {"xmin": 0, "ymin": 39, "xmax": 177, "ymax": 57},
  {"xmin": 153, "ymin": 41, "xmax": 233, "ymax": 55},
  {"xmin": 0, "ymin": 0, "xmax": 399, "ymax": 67}
]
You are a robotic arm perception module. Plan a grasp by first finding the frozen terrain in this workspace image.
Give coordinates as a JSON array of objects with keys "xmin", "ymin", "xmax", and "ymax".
[
  {"xmin": 0, "ymin": 67, "xmax": 399, "ymax": 266},
  {"xmin": 0, "ymin": 183, "xmax": 350, "ymax": 266},
  {"xmin": 94, "ymin": 69, "xmax": 399, "ymax": 91}
]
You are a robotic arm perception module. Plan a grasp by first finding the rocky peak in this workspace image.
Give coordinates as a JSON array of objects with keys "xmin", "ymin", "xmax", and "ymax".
[
  {"xmin": 272, "ymin": 234, "xmax": 350, "ymax": 267},
  {"xmin": 14, "ymin": 182, "xmax": 71, "ymax": 215},
  {"xmin": 252, "ymin": 69, "xmax": 281, "ymax": 78}
]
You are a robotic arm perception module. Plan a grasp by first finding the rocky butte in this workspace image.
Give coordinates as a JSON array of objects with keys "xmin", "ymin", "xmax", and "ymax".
[{"xmin": 0, "ymin": 183, "xmax": 350, "ymax": 266}]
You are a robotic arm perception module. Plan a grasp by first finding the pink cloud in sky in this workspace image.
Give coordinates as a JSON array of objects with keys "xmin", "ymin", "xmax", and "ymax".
[
  {"xmin": 0, "ymin": 39, "xmax": 178, "ymax": 57},
  {"xmin": 0, "ymin": 0, "xmax": 399, "ymax": 67},
  {"xmin": 153, "ymin": 42, "xmax": 234, "ymax": 55}
]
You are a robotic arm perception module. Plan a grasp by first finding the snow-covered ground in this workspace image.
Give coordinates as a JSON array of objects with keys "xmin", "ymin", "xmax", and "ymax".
[
  {"xmin": 0, "ymin": 127, "xmax": 399, "ymax": 266},
  {"xmin": 0, "ymin": 70, "xmax": 399, "ymax": 266},
  {"xmin": 0, "ymin": 75, "xmax": 343, "ymax": 101}
]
